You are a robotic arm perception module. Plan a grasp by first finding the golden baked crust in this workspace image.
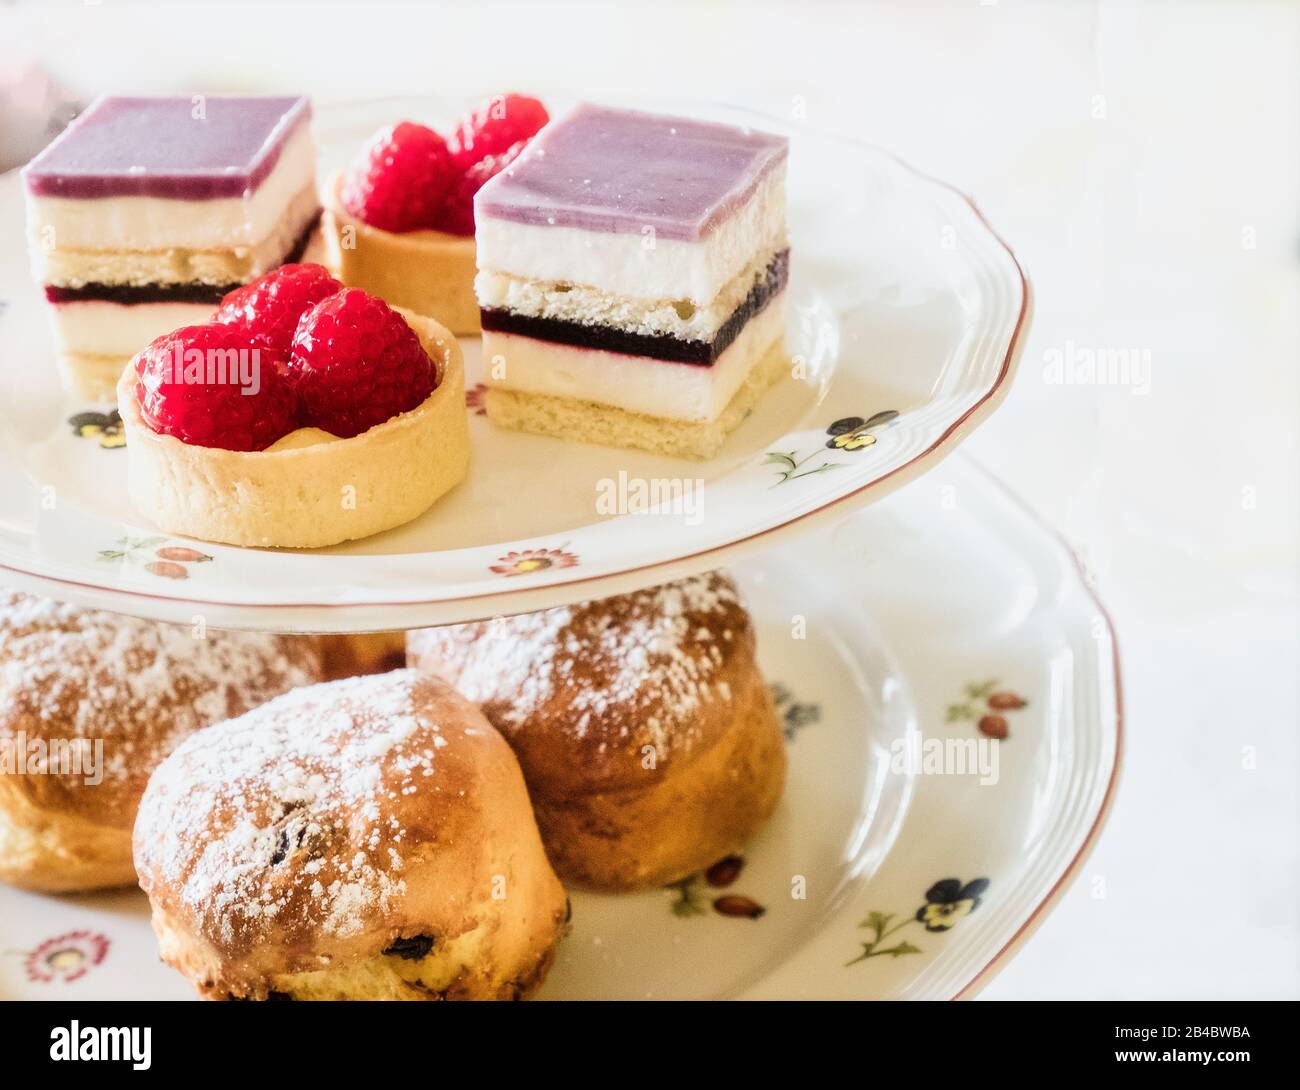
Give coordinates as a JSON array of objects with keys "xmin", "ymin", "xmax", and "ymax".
[
  {"xmin": 318, "ymin": 632, "xmax": 409, "ymax": 680},
  {"xmin": 407, "ymin": 571, "xmax": 787, "ymax": 890},
  {"xmin": 133, "ymin": 671, "xmax": 567, "ymax": 1000},
  {"xmin": 0, "ymin": 590, "xmax": 324, "ymax": 892},
  {"xmin": 325, "ymin": 175, "xmax": 480, "ymax": 336},
  {"xmin": 117, "ymin": 309, "xmax": 470, "ymax": 549}
]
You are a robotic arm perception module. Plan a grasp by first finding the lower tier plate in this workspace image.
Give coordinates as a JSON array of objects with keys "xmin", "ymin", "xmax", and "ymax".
[{"xmin": 0, "ymin": 455, "xmax": 1118, "ymax": 999}]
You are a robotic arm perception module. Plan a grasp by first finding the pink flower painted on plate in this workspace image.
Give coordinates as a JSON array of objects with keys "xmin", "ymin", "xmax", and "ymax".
[
  {"xmin": 24, "ymin": 931, "xmax": 110, "ymax": 983},
  {"xmin": 489, "ymin": 548, "xmax": 579, "ymax": 577},
  {"xmin": 466, "ymin": 383, "xmax": 488, "ymax": 416}
]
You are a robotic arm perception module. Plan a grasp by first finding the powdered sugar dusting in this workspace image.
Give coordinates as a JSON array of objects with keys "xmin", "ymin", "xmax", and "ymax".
[
  {"xmin": 136, "ymin": 671, "xmax": 448, "ymax": 950},
  {"xmin": 0, "ymin": 589, "xmax": 322, "ymax": 791},
  {"xmin": 412, "ymin": 571, "xmax": 745, "ymax": 759}
]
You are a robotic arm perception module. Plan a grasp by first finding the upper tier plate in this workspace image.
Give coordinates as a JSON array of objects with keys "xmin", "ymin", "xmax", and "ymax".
[{"xmin": 0, "ymin": 97, "xmax": 1029, "ymax": 632}]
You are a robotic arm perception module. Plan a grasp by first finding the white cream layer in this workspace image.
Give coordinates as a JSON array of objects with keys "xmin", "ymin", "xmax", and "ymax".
[
  {"xmin": 475, "ymin": 168, "xmax": 786, "ymax": 305},
  {"xmin": 25, "ymin": 125, "xmax": 316, "ymax": 252},
  {"xmin": 483, "ymin": 292, "xmax": 785, "ymax": 423},
  {"xmin": 46, "ymin": 298, "xmax": 215, "ymax": 356}
]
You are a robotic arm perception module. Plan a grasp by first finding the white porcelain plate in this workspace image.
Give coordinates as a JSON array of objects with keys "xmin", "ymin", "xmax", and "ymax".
[
  {"xmin": 0, "ymin": 457, "xmax": 1120, "ymax": 1000},
  {"xmin": 0, "ymin": 97, "xmax": 1028, "ymax": 632}
]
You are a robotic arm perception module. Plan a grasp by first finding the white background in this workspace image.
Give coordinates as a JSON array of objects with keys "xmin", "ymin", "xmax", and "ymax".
[{"xmin": 2, "ymin": 0, "xmax": 1297, "ymax": 999}]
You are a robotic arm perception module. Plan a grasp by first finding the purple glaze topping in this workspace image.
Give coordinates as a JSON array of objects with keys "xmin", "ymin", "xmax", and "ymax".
[
  {"xmin": 22, "ymin": 95, "xmax": 311, "ymax": 200},
  {"xmin": 475, "ymin": 104, "xmax": 787, "ymax": 241}
]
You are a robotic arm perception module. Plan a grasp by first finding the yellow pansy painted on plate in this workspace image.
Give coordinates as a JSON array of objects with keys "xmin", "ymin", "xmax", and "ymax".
[
  {"xmin": 847, "ymin": 878, "xmax": 990, "ymax": 966},
  {"xmin": 765, "ymin": 411, "xmax": 899, "ymax": 486},
  {"xmin": 69, "ymin": 410, "xmax": 125, "ymax": 449}
]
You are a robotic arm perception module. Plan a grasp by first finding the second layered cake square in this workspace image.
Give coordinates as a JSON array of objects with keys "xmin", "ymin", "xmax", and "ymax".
[{"xmin": 474, "ymin": 104, "xmax": 789, "ymax": 459}]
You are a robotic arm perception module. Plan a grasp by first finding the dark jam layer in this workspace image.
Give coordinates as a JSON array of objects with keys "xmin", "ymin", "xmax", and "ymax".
[
  {"xmin": 479, "ymin": 248, "xmax": 789, "ymax": 366},
  {"xmin": 43, "ymin": 211, "xmax": 321, "ymax": 306}
]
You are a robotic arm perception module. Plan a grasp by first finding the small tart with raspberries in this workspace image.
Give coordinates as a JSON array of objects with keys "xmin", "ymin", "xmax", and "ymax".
[
  {"xmin": 325, "ymin": 95, "xmax": 549, "ymax": 335},
  {"xmin": 117, "ymin": 265, "xmax": 469, "ymax": 549}
]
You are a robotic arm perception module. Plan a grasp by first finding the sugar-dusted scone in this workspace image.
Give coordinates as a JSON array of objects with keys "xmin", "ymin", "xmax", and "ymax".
[
  {"xmin": 325, "ymin": 95, "xmax": 550, "ymax": 335},
  {"xmin": 134, "ymin": 671, "xmax": 567, "ymax": 1000},
  {"xmin": 22, "ymin": 95, "xmax": 320, "ymax": 400},
  {"xmin": 117, "ymin": 269, "xmax": 469, "ymax": 549},
  {"xmin": 318, "ymin": 632, "xmax": 409, "ymax": 679},
  {"xmin": 0, "ymin": 589, "xmax": 325, "ymax": 892},
  {"xmin": 474, "ymin": 104, "xmax": 790, "ymax": 458},
  {"xmin": 408, "ymin": 571, "xmax": 786, "ymax": 891}
]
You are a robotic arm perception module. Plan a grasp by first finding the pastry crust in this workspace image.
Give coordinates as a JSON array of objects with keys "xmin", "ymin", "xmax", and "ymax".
[
  {"xmin": 325, "ymin": 175, "xmax": 480, "ymax": 336},
  {"xmin": 408, "ymin": 571, "xmax": 787, "ymax": 890},
  {"xmin": 117, "ymin": 309, "xmax": 470, "ymax": 548},
  {"xmin": 0, "ymin": 590, "xmax": 324, "ymax": 892},
  {"xmin": 133, "ymin": 671, "xmax": 567, "ymax": 1000},
  {"xmin": 57, "ymin": 349, "xmax": 136, "ymax": 402}
]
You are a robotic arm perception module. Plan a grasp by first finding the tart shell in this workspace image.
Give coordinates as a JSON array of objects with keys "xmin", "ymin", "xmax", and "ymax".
[
  {"xmin": 117, "ymin": 311, "xmax": 470, "ymax": 549},
  {"xmin": 324, "ymin": 175, "xmax": 480, "ymax": 335}
]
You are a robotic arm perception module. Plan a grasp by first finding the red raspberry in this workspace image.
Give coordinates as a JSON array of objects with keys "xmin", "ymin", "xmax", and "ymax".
[
  {"xmin": 448, "ymin": 93, "xmax": 548, "ymax": 172},
  {"xmin": 433, "ymin": 140, "xmax": 527, "ymax": 236},
  {"xmin": 134, "ymin": 324, "xmax": 296, "ymax": 452},
  {"xmin": 214, "ymin": 263, "xmax": 343, "ymax": 355},
  {"xmin": 340, "ymin": 122, "xmax": 455, "ymax": 233},
  {"xmin": 288, "ymin": 289, "xmax": 435, "ymax": 438}
]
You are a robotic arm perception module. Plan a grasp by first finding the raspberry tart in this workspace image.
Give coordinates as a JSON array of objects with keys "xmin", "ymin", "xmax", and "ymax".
[
  {"xmin": 324, "ymin": 95, "xmax": 548, "ymax": 336},
  {"xmin": 117, "ymin": 266, "xmax": 469, "ymax": 549}
]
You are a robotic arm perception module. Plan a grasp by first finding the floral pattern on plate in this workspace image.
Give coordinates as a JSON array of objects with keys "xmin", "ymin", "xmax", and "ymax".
[
  {"xmin": 69, "ymin": 410, "xmax": 125, "ymax": 449},
  {"xmin": 98, "ymin": 537, "xmax": 214, "ymax": 580},
  {"xmin": 489, "ymin": 547, "xmax": 580, "ymax": 577},
  {"xmin": 765, "ymin": 411, "xmax": 899, "ymax": 485},
  {"xmin": 847, "ymin": 879, "xmax": 991, "ymax": 966},
  {"xmin": 21, "ymin": 931, "xmax": 110, "ymax": 983},
  {"xmin": 946, "ymin": 679, "xmax": 1030, "ymax": 739}
]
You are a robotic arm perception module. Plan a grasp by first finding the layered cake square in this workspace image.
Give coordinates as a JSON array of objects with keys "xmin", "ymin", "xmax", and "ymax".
[
  {"xmin": 23, "ymin": 95, "xmax": 320, "ymax": 399},
  {"xmin": 474, "ymin": 104, "xmax": 789, "ymax": 459}
]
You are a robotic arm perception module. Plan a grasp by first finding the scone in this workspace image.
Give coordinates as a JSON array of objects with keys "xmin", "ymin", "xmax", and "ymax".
[
  {"xmin": 318, "ymin": 632, "xmax": 409, "ymax": 679},
  {"xmin": 0, "ymin": 589, "xmax": 325, "ymax": 892},
  {"xmin": 117, "ymin": 267, "xmax": 470, "ymax": 549},
  {"xmin": 133, "ymin": 670, "xmax": 567, "ymax": 1000},
  {"xmin": 325, "ymin": 95, "xmax": 550, "ymax": 335},
  {"xmin": 408, "ymin": 571, "xmax": 786, "ymax": 891}
]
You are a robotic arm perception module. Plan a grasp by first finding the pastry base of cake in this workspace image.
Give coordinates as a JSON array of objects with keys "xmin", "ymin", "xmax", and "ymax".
[
  {"xmin": 117, "ymin": 311, "xmax": 470, "ymax": 548},
  {"xmin": 485, "ymin": 335, "xmax": 788, "ymax": 459},
  {"xmin": 58, "ymin": 350, "xmax": 134, "ymax": 402},
  {"xmin": 325, "ymin": 179, "xmax": 480, "ymax": 336}
]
